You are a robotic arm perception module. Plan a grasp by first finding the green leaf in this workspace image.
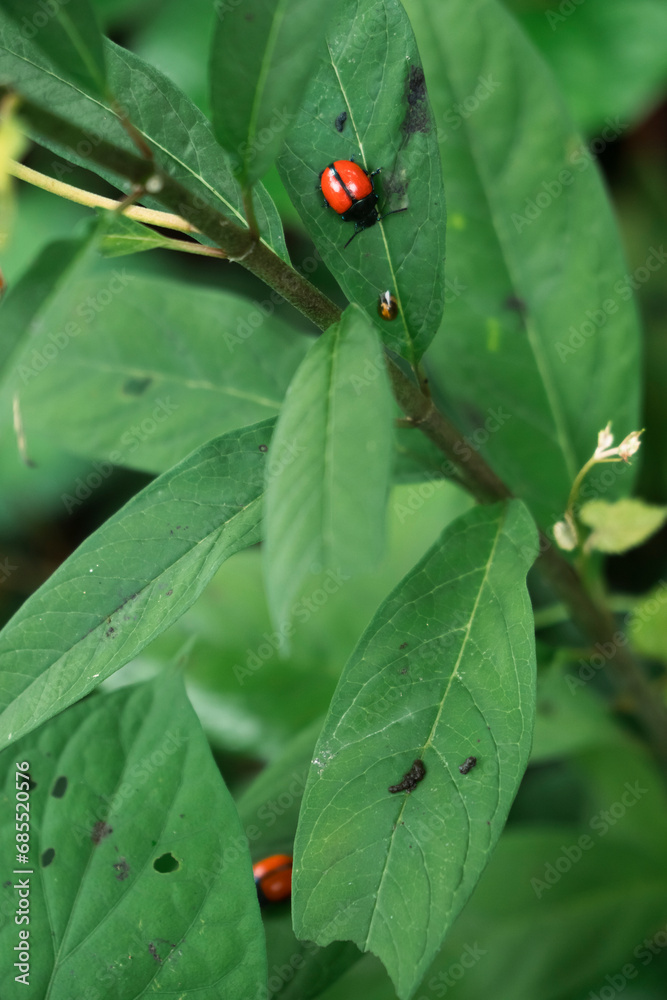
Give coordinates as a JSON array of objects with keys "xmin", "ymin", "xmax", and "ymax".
[
  {"xmin": 278, "ymin": 0, "xmax": 446, "ymax": 364},
  {"xmin": 264, "ymin": 305, "xmax": 394, "ymax": 632},
  {"xmin": 0, "ymin": 221, "xmax": 102, "ymax": 375},
  {"xmin": 579, "ymin": 497, "xmax": 667, "ymax": 553},
  {"xmin": 515, "ymin": 0, "xmax": 667, "ymax": 132},
  {"xmin": 417, "ymin": 825, "xmax": 667, "ymax": 1000},
  {"xmin": 293, "ymin": 500, "xmax": 538, "ymax": 1000},
  {"xmin": 0, "ymin": 420, "xmax": 273, "ymax": 751},
  {"xmin": 210, "ymin": 0, "xmax": 338, "ymax": 186},
  {"xmin": 0, "ymin": 0, "xmax": 106, "ymax": 95},
  {"xmin": 0, "ymin": 21, "xmax": 288, "ymax": 259},
  {"xmin": 629, "ymin": 582, "xmax": 667, "ymax": 663},
  {"xmin": 96, "ymin": 209, "xmax": 180, "ymax": 256},
  {"xmin": 404, "ymin": 0, "xmax": 641, "ymax": 528},
  {"xmin": 6, "ymin": 264, "xmax": 308, "ymax": 472},
  {"xmin": 0, "ymin": 676, "xmax": 267, "ymax": 999}
]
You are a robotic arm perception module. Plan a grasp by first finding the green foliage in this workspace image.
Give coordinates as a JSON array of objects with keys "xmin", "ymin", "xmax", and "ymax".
[
  {"xmin": 264, "ymin": 305, "xmax": 394, "ymax": 632},
  {"xmin": 0, "ymin": 0, "xmax": 106, "ymax": 94},
  {"xmin": 210, "ymin": 0, "xmax": 340, "ymax": 186},
  {"xmin": 278, "ymin": 0, "xmax": 447, "ymax": 363},
  {"xmin": 0, "ymin": 676, "xmax": 267, "ymax": 998},
  {"xmin": 0, "ymin": 0, "xmax": 665, "ymax": 998}
]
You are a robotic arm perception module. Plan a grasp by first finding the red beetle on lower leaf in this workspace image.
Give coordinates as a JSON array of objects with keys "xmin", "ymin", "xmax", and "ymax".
[
  {"xmin": 320, "ymin": 159, "xmax": 406, "ymax": 248},
  {"xmin": 253, "ymin": 854, "xmax": 293, "ymax": 906}
]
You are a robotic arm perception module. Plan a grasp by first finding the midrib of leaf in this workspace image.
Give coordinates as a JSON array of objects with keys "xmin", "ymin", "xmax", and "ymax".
[
  {"xmin": 0, "ymin": 494, "xmax": 263, "ymax": 746},
  {"xmin": 0, "ymin": 41, "xmax": 264, "ymax": 238},
  {"xmin": 319, "ymin": 328, "xmax": 340, "ymax": 563},
  {"xmin": 420, "ymin": 0, "xmax": 578, "ymax": 481},
  {"xmin": 243, "ymin": 0, "xmax": 287, "ymax": 178},
  {"xmin": 365, "ymin": 509, "xmax": 506, "ymax": 954},
  {"xmin": 326, "ymin": 37, "xmax": 412, "ymax": 362}
]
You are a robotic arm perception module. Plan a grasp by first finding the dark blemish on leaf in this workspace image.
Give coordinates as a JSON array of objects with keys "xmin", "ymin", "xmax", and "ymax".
[
  {"xmin": 166, "ymin": 589, "xmax": 173, "ymax": 596},
  {"xmin": 335, "ymin": 111, "xmax": 347, "ymax": 132},
  {"xmin": 399, "ymin": 667, "xmax": 408, "ymax": 675},
  {"xmin": 51, "ymin": 776, "xmax": 68, "ymax": 798},
  {"xmin": 538, "ymin": 700, "xmax": 556, "ymax": 715},
  {"xmin": 123, "ymin": 376, "xmax": 153, "ymax": 396},
  {"xmin": 505, "ymin": 294, "xmax": 527, "ymax": 313},
  {"xmin": 259, "ymin": 444, "xmax": 268, "ymax": 452},
  {"xmin": 389, "ymin": 759, "xmax": 426, "ymax": 794},
  {"xmin": 399, "ymin": 642, "xmax": 408, "ymax": 649},
  {"xmin": 92, "ymin": 820, "xmax": 113, "ymax": 844},
  {"xmin": 153, "ymin": 852, "xmax": 179, "ymax": 873},
  {"xmin": 148, "ymin": 942, "xmax": 162, "ymax": 964},
  {"xmin": 3, "ymin": 880, "xmax": 12, "ymax": 888},
  {"xmin": 402, "ymin": 65, "xmax": 431, "ymax": 136},
  {"xmin": 459, "ymin": 756, "xmax": 477, "ymax": 775},
  {"xmin": 114, "ymin": 858, "xmax": 130, "ymax": 880},
  {"xmin": 106, "ymin": 627, "xmax": 115, "ymax": 638},
  {"xmin": 41, "ymin": 848, "xmax": 55, "ymax": 867}
]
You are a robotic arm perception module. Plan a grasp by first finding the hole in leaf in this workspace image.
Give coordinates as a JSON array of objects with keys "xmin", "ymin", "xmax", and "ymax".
[
  {"xmin": 41, "ymin": 848, "xmax": 55, "ymax": 867},
  {"xmin": 153, "ymin": 852, "xmax": 179, "ymax": 874},
  {"xmin": 51, "ymin": 776, "xmax": 68, "ymax": 798}
]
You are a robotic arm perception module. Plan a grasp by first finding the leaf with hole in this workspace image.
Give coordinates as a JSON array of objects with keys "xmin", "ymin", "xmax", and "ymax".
[{"xmin": 0, "ymin": 676, "xmax": 266, "ymax": 998}]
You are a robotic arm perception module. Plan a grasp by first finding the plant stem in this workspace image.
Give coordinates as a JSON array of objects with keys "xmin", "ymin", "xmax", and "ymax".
[
  {"xmin": 8, "ymin": 159, "xmax": 202, "ymax": 234},
  {"xmin": 7, "ymin": 90, "xmax": 667, "ymax": 772}
]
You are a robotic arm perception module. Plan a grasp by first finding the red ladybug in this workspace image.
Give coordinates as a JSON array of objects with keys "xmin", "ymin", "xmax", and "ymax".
[
  {"xmin": 320, "ymin": 159, "xmax": 406, "ymax": 248},
  {"xmin": 252, "ymin": 853, "xmax": 293, "ymax": 906}
]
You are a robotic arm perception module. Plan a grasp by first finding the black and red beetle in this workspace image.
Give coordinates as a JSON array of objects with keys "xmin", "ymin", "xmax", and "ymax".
[{"xmin": 320, "ymin": 159, "xmax": 406, "ymax": 248}]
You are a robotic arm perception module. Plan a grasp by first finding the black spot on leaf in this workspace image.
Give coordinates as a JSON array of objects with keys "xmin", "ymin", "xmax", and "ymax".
[
  {"xmin": 123, "ymin": 376, "xmax": 153, "ymax": 396},
  {"xmin": 41, "ymin": 848, "xmax": 55, "ymax": 867},
  {"xmin": 51, "ymin": 776, "xmax": 68, "ymax": 798}
]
